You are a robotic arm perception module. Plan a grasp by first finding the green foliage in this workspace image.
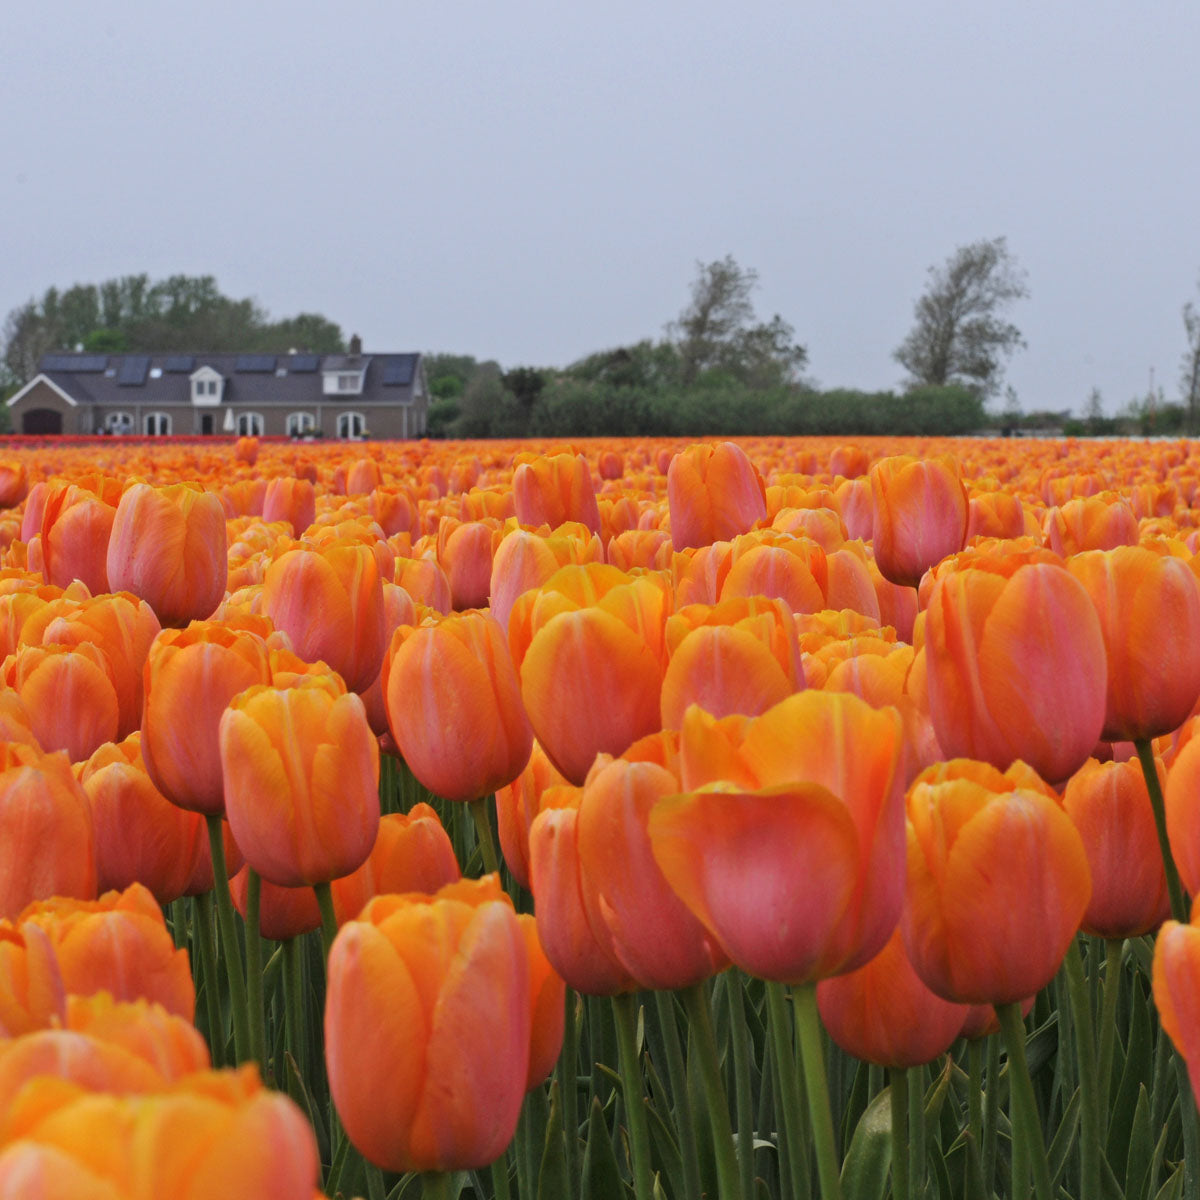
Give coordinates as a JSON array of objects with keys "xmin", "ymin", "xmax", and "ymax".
[
  {"xmin": 1, "ymin": 273, "xmax": 345, "ymax": 382},
  {"xmin": 895, "ymin": 236, "xmax": 1028, "ymax": 398}
]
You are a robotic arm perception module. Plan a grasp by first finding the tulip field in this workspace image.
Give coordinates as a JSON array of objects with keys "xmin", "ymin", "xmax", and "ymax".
[{"xmin": 4, "ymin": 430, "xmax": 1200, "ymax": 1199}]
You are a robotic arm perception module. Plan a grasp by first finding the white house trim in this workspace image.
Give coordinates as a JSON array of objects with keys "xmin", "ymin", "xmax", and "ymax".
[{"xmin": 4, "ymin": 374, "xmax": 79, "ymax": 408}]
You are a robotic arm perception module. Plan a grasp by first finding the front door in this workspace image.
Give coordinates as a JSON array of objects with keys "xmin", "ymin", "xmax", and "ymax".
[{"xmin": 201, "ymin": 414, "xmax": 213, "ymax": 435}]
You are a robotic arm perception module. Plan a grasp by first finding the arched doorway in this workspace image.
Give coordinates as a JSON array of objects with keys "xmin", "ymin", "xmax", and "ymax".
[{"xmin": 21, "ymin": 409, "xmax": 63, "ymax": 435}]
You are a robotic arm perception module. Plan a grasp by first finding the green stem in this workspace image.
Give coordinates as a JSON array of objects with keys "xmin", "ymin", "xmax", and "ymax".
[
  {"xmin": 968, "ymin": 1039, "xmax": 983, "ymax": 1165},
  {"xmin": 245, "ymin": 868, "xmax": 266, "ymax": 1071},
  {"xmin": 365, "ymin": 1162, "xmax": 387, "ymax": 1200},
  {"xmin": 314, "ymin": 881, "xmax": 338, "ymax": 960},
  {"xmin": 193, "ymin": 892, "xmax": 224, "ymax": 1069},
  {"xmin": 612, "ymin": 992, "xmax": 654, "ymax": 1200},
  {"xmin": 1062, "ymin": 940, "xmax": 1100, "ymax": 1200},
  {"xmin": 907, "ymin": 1066, "xmax": 925, "ymax": 1200},
  {"xmin": 282, "ymin": 936, "xmax": 305, "ymax": 1098},
  {"xmin": 1172, "ymin": 1053, "xmax": 1200, "ymax": 1200},
  {"xmin": 681, "ymin": 981, "xmax": 742, "ymax": 1200},
  {"xmin": 793, "ymin": 983, "xmax": 843, "ymax": 1200},
  {"xmin": 422, "ymin": 1172, "xmax": 452, "ymax": 1200},
  {"xmin": 469, "ymin": 795, "xmax": 500, "ymax": 876},
  {"xmin": 1135, "ymin": 737, "xmax": 1188, "ymax": 923},
  {"xmin": 997, "ymin": 1002, "xmax": 1053, "ymax": 1200},
  {"xmin": 727, "ymin": 972, "xmax": 756, "ymax": 1200},
  {"xmin": 766, "ymin": 982, "xmax": 809, "ymax": 1200},
  {"xmin": 889, "ymin": 1067, "xmax": 910, "ymax": 1200},
  {"xmin": 981, "ymin": 1032, "xmax": 1002, "ymax": 1194},
  {"xmin": 205, "ymin": 814, "xmax": 250, "ymax": 1063},
  {"xmin": 1097, "ymin": 939, "xmax": 1124, "ymax": 1133},
  {"xmin": 491, "ymin": 1153, "xmax": 512, "ymax": 1200},
  {"xmin": 656, "ymin": 989, "xmax": 703, "ymax": 1200},
  {"xmin": 561, "ymin": 989, "xmax": 581, "ymax": 1200}
]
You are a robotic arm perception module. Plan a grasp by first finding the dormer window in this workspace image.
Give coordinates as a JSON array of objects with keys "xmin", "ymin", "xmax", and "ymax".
[
  {"xmin": 189, "ymin": 366, "xmax": 224, "ymax": 406},
  {"xmin": 322, "ymin": 355, "xmax": 370, "ymax": 396},
  {"xmin": 338, "ymin": 373, "xmax": 360, "ymax": 392}
]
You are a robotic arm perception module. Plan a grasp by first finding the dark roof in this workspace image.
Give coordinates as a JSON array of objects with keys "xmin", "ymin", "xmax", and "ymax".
[{"xmin": 31, "ymin": 351, "xmax": 424, "ymax": 407}]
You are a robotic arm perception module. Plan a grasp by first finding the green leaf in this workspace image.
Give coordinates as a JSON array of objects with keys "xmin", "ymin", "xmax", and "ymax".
[
  {"xmin": 923, "ymin": 1056, "xmax": 954, "ymax": 1128},
  {"xmin": 1045, "ymin": 1085, "xmax": 1080, "ymax": 1191},
  {"xmin": 1154, "ymin": 1163, "xmax": 1185, "ymax": 1200},
  {"xmin": 838, "ymin": 1085, "xmax": 891, "ymax": 1200},
  {"xmin": 284, "ymin": 1052, "xmax": 329, "ymax": 1163},
  {"xmin": 1109, "ymin": 977, "xmax": 1153, "ymax": 1180},
  {"xmin": 581, "ymin": 1096, "xmax": 627, "ymax": 1200},
  {"xmin": 1126, "ymin": 1084, "xmax": 1155, "ymax": 1200},
  {"xmin": 1024, "ymin": 1011, "xmax": 1060, "ymax": 1079},
  {"xmin": 537, "ymin": 1080, "xmax": 569, "ymax": 1200}
]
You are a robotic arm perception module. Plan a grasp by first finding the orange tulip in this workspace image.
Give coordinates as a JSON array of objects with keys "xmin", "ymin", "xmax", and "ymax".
[
  {"xmin": 1153, "ymin": 900, "xmax": 1200, "ymax": 1103},
  {"xmin": 512, "ymin": 452, "xmax": 602, "ymax": 536},
  {"xmin": 816, "ymin": 927, "xmax": 968, "ymax": 1068},
  {"xmin": 0, "ymin": 921, "xmax": 67, "ymax": 1036},
  {"xmin": 78, "ymin": 735, "xmax": 206, "ymax": 905},
  {"xmin": 141, "ymin": 622, "xmax": 272, "ymax": 816},
  {"xmin": 1, "ymin": 642, "xmax": 119, "ymax": 762},
  {"xmin": 41, "ymin": 592, "xmax": 161, "ymax": 740},
  {"xmin": 719, "ymin": 540, "xmax": 827, "ymax": 613},
  {"xmin": 437, "ymin": 517, "xmax": 504, "ymax": 610},
  {"xmin": 386, "ymin": 611, "xmax": 532, "ymax": 801},
  {"xmin": 261, "ymin": 477, "xmax": 316, "ymax": 536},
  {"xmin": 359, "ymin": 581, "xmax": 418, "ymax": 735},
  {"xmin": 902, "ymin": 762, "xmax": 1091, "ymax": 1003},
  {"xmin": 37, "ymin": 479, "xmax": 122, "ymax": 594},
  {"xmin": 529, "ymin": 793, "xmax": 638, "ymax": 995},
  {"xmin": 0, "ymin": 462, "xmax": 27, "ymax": 509},
  {"xmin": 393, "ymin": 554, "xmax": 453, "ymax": 613},
  {"xmin": 325, "ymin": 886, "xmax": 531, "ymax": 1172},
  {"xmin": 571, "ymin": 756, "xmax": 726, "ymax": 989},
  {"xmin": 0, "ymin": 745, "xmax": 96, "ymax": 920},
  {"xmin": 516, "ymin": 911, "xmax": 566, "ymax": 1091},
  {"xmin": 489, "ymin": 525, "xmax": 604, "ymax": 634},
  {"xmin": 667, "ymin": 442, "xmax": 767, "ymax": 550},
  {"xmin": 660, "ymin": 623, "xmax": 796, "ymax": 729},
  {"xmin": 650, "ymin": 691, "xmax": 906, "ymax": 982},
  {"xmin": 1165, "ymin": 737, "xmax": 1200, "ymax": 897},
  {"xmin": 869, "ymin": 454, "xmax": 969, "ymax": 587},
  {"xmin": 497, "ymin": 741, "xmax": 570, "ymax": 890},
  {"xmin": 64, "ymin": 992, "xmax": 210, "ymax": 1079},
  {"xmin": 262, "ymin": 543, "xmax": 386, "ymax": 693},
  {"xmin": 1042, "ymin": 492, "xmax": 1138, "ymax": 556},
  {"xmin": 924, "ymin": 561, "xmax": 1108, "ymax": 782},
  {"xmin": 966, "ymin": 490, "xmax": 1027, "ymax": 542},
  {"xmin": 1066, "ymin": 546, "xmax": 1200, "ymax": 741},
  {"xmin": 220, "ymin": 678, "xmax": 380, "ymax": 888},
  {"xmin": 1062, "ymin": 756, "xmax": 1170, "ymax": 938},
  {"xmin": 344, "ymin": 804, "xmax": 461, "ymax": 908},
  {"xmin": 19, "ymin": 883, "xmax": 194, "ymax": 1020},
  {"xmin": 0, "ymin": 1068, "xmax": 319, "ymax": 1200},
  {"xmin": 229, "ymin": 868, "xmax": 322, "ymax": 940},
  {"xmin": 106, "ymin": 482, "xmax": 227, "ymax": 627}
]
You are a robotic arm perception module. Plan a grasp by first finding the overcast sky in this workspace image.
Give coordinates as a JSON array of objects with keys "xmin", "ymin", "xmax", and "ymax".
[{"xmin": 3, "ymin": 2, "xmax": 1198, "ymax": 415}]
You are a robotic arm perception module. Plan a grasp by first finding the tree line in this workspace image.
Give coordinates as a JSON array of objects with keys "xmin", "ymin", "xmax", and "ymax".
[{"xmin": 1, "ymin": 273, "xmax": 345, "ymax": 385}]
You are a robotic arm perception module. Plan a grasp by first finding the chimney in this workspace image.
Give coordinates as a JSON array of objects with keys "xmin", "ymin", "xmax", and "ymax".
[{"xmin": 349, "ymin": 333, "xmax": 362, "ymax": 356}]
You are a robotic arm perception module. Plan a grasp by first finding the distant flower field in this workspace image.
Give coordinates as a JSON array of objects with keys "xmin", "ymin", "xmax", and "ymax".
[{"xmin": 0, "ymin": 430, "xmax": 1197, "ymax": 1199}]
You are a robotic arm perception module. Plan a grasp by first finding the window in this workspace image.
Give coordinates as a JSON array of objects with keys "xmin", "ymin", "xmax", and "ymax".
[
  {"xmin": 338, "ymin": 373, "xmax": 360, "ymax": 392},
  {"xmin": 105, "ymin": 411, "xmax": 134, "ymax": 435},
  {"xmin": 236, "ymin": 412, "xmax": 264, "ymax": 436},
  {"xmin": 149, "ymin": 367, "xmax": 163, "ymax": 379},
  {"xmin": 336, "ymin": 411, "xmax": 366, "ymax": 439},
  {"xmin": 144, "ymin": 412, "xmax": 172, "ymax": 436},
  {"xmin": 207, "ymin": 379, "xmax": 218, "ymax": 395},
  {"xmin": 286, "ymin": 411, "xmax": 315, "ymax": 437}
]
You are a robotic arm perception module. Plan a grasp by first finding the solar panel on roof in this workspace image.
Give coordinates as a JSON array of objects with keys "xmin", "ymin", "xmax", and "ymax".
[
  {"xmin": 288, "ymin": 354, "xmax": 319, "ymax": 372},
  {"xmin": 235, "ymin": 354, "xmax": 276, "ymax": 373},
  {"xmin": 42, "ymin": 354, "xmax": 108, "ymax": 373},
  {"xmin": 163, "ymin": 355, "xmax": 195, "ymax": 373},
  {"xmin": 381, "ymin": 355, "xmax": 416, "ymax": 386},
  {"xmin": 116, "ymin": 356, "xmax": 151, "ymax": 386}
]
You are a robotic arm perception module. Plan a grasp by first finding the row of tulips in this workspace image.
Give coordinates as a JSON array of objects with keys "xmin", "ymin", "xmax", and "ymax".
[{"xmin": 0, "ymin": 433, "xmax": 1199, "ymax": 1198}]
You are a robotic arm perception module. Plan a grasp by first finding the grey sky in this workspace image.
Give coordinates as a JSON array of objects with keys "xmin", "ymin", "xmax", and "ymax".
[{"xmin": 3, "ymin": 2, "xmax": 1198, "ymax": 416}]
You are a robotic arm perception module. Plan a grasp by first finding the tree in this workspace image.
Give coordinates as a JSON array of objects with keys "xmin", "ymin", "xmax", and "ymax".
[
  {"xmin": 1182, "ymin": 277, "xmax": 1200, "ymax": 433},
  {"xmin": 667, "ymin": 255, "xmax": 807, "ymax": 387},
  {"xmin": 895, "ymin": 237, "xmax": 1028, "ymax": 397}
]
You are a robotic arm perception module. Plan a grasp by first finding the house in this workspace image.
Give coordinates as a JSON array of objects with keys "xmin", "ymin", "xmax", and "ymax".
[{"xmin": 5, "ymin": 341, "xmax": 428, "ymax": 439}]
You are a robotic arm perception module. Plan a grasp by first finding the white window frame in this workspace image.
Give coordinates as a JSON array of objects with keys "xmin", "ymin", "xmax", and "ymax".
[
  {"xmin": 336, "ymin": 411, "xmax": 366, "ymax": 439},
  {"xmin": 144, "ymin": 412, "xmax": 172, "ymax": 436},
  {"xmin": 105, "ymin": 410, "xmax": 134, "ymax": 435},
  {"xmin": 286, "ymin": 411, "xmax": 316, "ymax": 437},
  {"xmin": 236, "ymin": 412, "xmax": 264, "ymax": 436}
]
